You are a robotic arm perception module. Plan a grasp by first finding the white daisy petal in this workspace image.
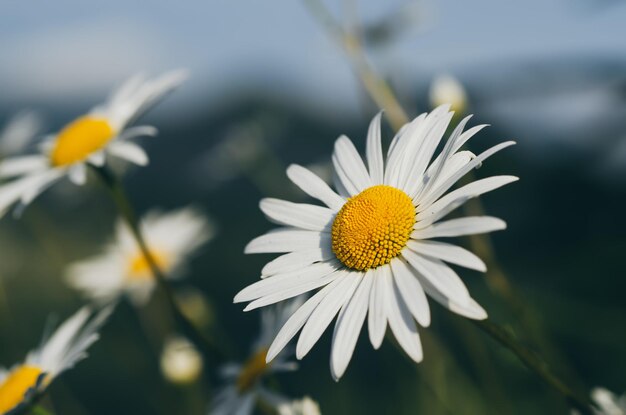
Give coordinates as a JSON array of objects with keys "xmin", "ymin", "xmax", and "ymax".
[
  {"xmin": 450, "ymin": 124, "xmax": 490, "ymax": 155},
  {"xmin": 266, "ymin": 278, "xmax": 342, "ymax": 362},
  {"xmin": 0, "ymin": 156, "xmax": 47, "ymax": 177},
  {"xmin": 286, "ymin": 164, "xmax": 345, "ymax": 211},
  {"xmin": 367, "ymin": 267, "xmax": 388, "ymax": 349},
  {"xmin": 331, "ymin": 271, "xmax": 373, "ymax": 380},
  {"xmin": 417, "ymin": 276, "xmax": 487, "ymax": 320},
  {"xmin": 87, "ymin": 151, "xmax": 106, "ymax": 167},
  {"xmin": 412, "ymin": 216, "xmax": 506, "ymax": 239},
  {"xmin": 243, "ymin": 270, "xmax": 340, "ymax": 312},
  {"xmin": 416, "ymin": 175, "xmax": 519, "ymax": 227},
  {"xmin": 332, "ymin": 135, "xmax": 372, "ymax": 195},
  {"xmin": 384, "ymin": 113, "xmax": 428, "ymax": 187},
  {"xmin": 385, "ymin": 269, "xmax": 423, "ymax": 362},
  {"xmin": 260, "ymin": 198, "xmax": 334, "ymax": 232},
  {"xmin": 234, "ymin": 261, "xmax": 339, "ymax": 303},
  {"xmin": 296, "ymin": 271, "xmax": 361, "ymax": 359},
  {"xmin": 390, "ymin": 257, "xmax": 430, "ymax": 327},
  {"xmin": 108, "ymin": 141, "xmax": 149, "ymax": 166},
  {"xmin": 0, "ymin": 170, "xmax": 62, "ymax": 216},
  {"xmin": 245, "ymin": 228, "xmax": 329, "ymax": 254},
  {"xmin": 408, "ymin": 115, "xmax": 472, "ymax": 198},
  {"xmin": 418, "ymin": 141, "xmax": 516, "ymax": 208},
  {"xmin": 261, "ymin": 247, "xmax": 334, "ymax": 277},
  {"xmin": 402, "ymin": 249, "xmax": 471, "ymax": 306},
  {"xmin": 117, "ymin": 125, "xmax": 158, "ymax": 141},
  {"xmin": 365, "ymin": 112, "xmax": 384, "ymax": 183},
  {"xmin": 332, "ymin": 170, "xmax": 351, "ymax": 199},
  {"xmin": 407, "ymin": 240, "xmax": 487, "ymax": 272},
  {"xmin": 68, "ymin": 164, "xmax": 87, "ymax": 185}
]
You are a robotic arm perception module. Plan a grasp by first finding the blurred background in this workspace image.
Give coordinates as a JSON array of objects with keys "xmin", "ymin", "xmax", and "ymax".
[{"xmin": 0, "ymin": 0, "xmax": 625, "ymax": 414}]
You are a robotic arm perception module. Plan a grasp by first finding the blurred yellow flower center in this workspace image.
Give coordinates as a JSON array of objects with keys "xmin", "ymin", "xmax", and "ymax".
[
  {"xmin": 0, "ymin": 365, "xmax": 44, "ymax": 413},
  {"xmin": 50, "ymin": 116, "xmax": 115, "ymax": 167},
  {"xmin": 332, "ymin": 185, "xmax": 415, "ymax": 271},
  {"xmin": 236, "ymin": 348, "xmax": 270, "ymax": 393},
  {"xmin": 128, "ymin": 250, "xmax": 169, "ymax": 280}
]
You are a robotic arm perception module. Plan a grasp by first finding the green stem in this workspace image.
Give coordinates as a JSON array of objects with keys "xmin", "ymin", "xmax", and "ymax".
[
  {"xmin": 473, "ymin": 319, "xmax": 593, "ymax": 414},
  {"xmin": 91, "ymin": 165, "xmax": 226, "ymax": 362}
]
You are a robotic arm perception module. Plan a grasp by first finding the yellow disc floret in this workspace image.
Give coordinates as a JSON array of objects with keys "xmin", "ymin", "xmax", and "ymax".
[
  {"xmin": 128, "ymin": 250, "xmax": 169, "ymax": 280},
  {"xmin": 236, "ymin": 348, "xmax": 270, "ymax": 393},
  {"xmin": 50, "ymin": 116, "xmax": 116, "ymax": 167},
  {"xmin": 0, "ymin": 365, "xmax": 45, "ymax": 413},
  {"xmin": 332, "ymin": 185, "xmax": 415, "ymax": 271}
]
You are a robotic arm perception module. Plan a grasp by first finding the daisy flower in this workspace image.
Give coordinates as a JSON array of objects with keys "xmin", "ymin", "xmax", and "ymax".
[
  {"xmin": 0, "ymin": 70, "xmax": 187, "ymax": 217},
  {"xmin": 235, "ymin": 105, "xmax": 517, "ymax": 379},
  {"xmin": 211, "ymin": 298, "xmax": 304, "ymax": 415},
  {"xmin": 66, "ymin": 207, "xmax": 213, "ymax": 305},
  {"xmin": 0, "ymin": 306, "xmax": 112, "ymax": 414}
]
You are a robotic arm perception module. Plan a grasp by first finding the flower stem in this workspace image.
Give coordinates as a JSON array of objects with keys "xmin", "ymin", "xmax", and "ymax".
[
  {"xmin": 472, "ymin": 319, "xmax": 593, "ymax": 414},
  {"xmin": 91, "ymin": 165, "xmax": 226, "ymax": 362}
]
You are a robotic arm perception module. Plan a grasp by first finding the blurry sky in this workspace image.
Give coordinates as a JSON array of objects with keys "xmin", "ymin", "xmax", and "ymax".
[{"xmin": 1, "ymin": 0, "xmax": 625, "ymax": 106}]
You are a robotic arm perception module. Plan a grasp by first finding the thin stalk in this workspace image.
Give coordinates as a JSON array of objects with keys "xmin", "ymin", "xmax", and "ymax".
[
  {"xmin": 473, "ymin": 319, "xmax": 593, "ymax": 414},
  {"xmin": 91, "ymin": 165, "xmax": 225, "ymax": 362}
]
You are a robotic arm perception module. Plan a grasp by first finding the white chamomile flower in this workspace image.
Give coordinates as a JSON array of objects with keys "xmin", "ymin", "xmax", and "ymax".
[
  {"xmin": 277, "ymin": 396, "xmax": 322, "ymax": 415},
  {"xmin": 211, "ymin": 298, "xmax": 305, "ymax": 415},
  {"xmin": 235, "ymin": 106, "xmax": 517, "ymax": 380},
  {"xmin": 0, "ymin": 70, "xmax": 188, "ymax": 217},
  {"xmin": 0, "ymin": 111, "xmax": 42, "ymax": 157},
  {"xmin": 66, "ymin": 207, "xmax": 213, "ymax": 305},
  {"xmin": 0, "ymin": 306, "xmax": 112, "ymax": 414}
]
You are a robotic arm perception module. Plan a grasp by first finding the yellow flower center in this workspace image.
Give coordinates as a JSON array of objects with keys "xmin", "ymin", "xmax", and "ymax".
[
  {"xmin": 127, "ymin": 250, "xmax": 169, "ymax": 281},
  {"xmin": 0, "ymin": 365, "xmax": 45, "ymax": 413},
  {"xmin": 50, "ymin": 116, "xmax": 116, "ymax": 167},
  {"xmin": 236, "ymin": 348, "xmax": 270, "ymax": 393},
  {"xmin": 331, "ymin": 185, "xmax": 415, "ymax": 271}
]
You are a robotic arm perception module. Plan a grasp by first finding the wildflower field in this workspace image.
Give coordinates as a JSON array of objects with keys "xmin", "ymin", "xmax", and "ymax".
[{"xmin": 0, "ymin": 1, "xmax": 625, "ymax": 414}]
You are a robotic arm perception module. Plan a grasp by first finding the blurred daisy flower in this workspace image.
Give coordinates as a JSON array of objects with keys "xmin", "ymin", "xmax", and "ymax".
[
  {"xmin": 0, "ymin": 70, "xmax": 187, "ymax": 217},
  {"xmin": 0, "ymin": 306, "xmax": 111, "ymax": 414},
  {"xmin": 235, "ymin": 106, "xmax": 516, "ymax": 379},
  {"xmin": 66, "ymin": 207, "xmax": 213, "ymax": 306},
  {"xmin": 277, "ymin": 396, "xmax": 321, "ymax": 415},
  {"xmin": 429, "ymin": 74, "xmax": 468, "ymax": 115},
  {"xmin": 160, "ymin": 335, "xmax": 204, "ymax": 385},
  {"xmin": 0, "ymin": 111, "xmax": 42, "ymax": 158},
  {"xmin": 211, "ymin": 298, "xmax": 304, "ymax": 415}
]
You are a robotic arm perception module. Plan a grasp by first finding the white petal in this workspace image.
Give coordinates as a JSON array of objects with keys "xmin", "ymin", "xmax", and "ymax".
[
  {"xmin": 261, "ymin": 247, "xmax": 334, "ymax": 277},
  {"xmin": 408, "ymin": 115, "xmax": 472, "ymax": 198},
  {"xmin": 384, "ymin": 113, "xmax": 428, "ymax": 187},
  {"xmin": 407, "ymin": 240, "xmax": 486, "ymax": 272},
  {"xmin": 266, "ymin": 278, "xmax": 341, "ymax": 362},
  {"xmin": 286, "ymin": 164, "xmax": 345, "ymax": 211},
  {"xmin": 0, "ymin": 170, "xmax": 61, "ymax": 217},
  {"xmin": 296, "ymin": 270, "xmax": 361, "ymax": 359},
  {"xmin": 68, "ymin": 164, "xmax": 87, "ymax": 185},
  {"xmin": 418, "ymin": 276, "xmax": 487, "ymax": 320},
  {"xmin": 330, "ymin": 271, "xmax": 373, "ymax": 380},
  {"xmin": 235, "ymin": 261, "xmax": 339, "ymax": 303},
  {"xmin": 117, "ymin": 125, "xmax": 158, "ymax": 141},
  {"xmin": 260, "ymin": 198, "xmax": 334, "ymax": 231},
  {"xmin": 418, "ymin": 141, "xmax": 516, "ymax": 208},
  {"xmin": 245, "ymin": 228, "xmax": 329, "ymax": 254},
  {"xmin": 412, "ymin": 216, "xmax": 506, "ymax": 239},
  {"xmin": 332, "ymin": 170, "xmax": 351, "ymax": 199},
  {"xmin": 87, "ymin": 151, "xmax": 106, "ymax": 167},
  {"xmin": 367, "ymin": 267, "xmax": 388, "ymax": 349},
  {"xmin": 402, "ymin": 250, "xmax": 471, "ymax": 306},
  {"xmin": 108, "ymin": 141, "xmax": 149, "ymax": 166},
  {"xmin": 332, "ymin": 135, "xmax": 372, "ymax": 196},
  {"xmin": 385, "ymin": 269, "xmax": 423, "ymax": 362},
  {"xmin": 416, "ymin": 176, "xmax": 519, "ymax": 228},
  {"xmin": 390, "ymin": 258, "xmax": 430, "ymax": 327},
  {"xmin": 365, "ymin": 112, "xmax": 384, "ymax": 184},
  {"xmin": 0, "ymin": 156, "xmax": 48, "ymax": 177}
]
